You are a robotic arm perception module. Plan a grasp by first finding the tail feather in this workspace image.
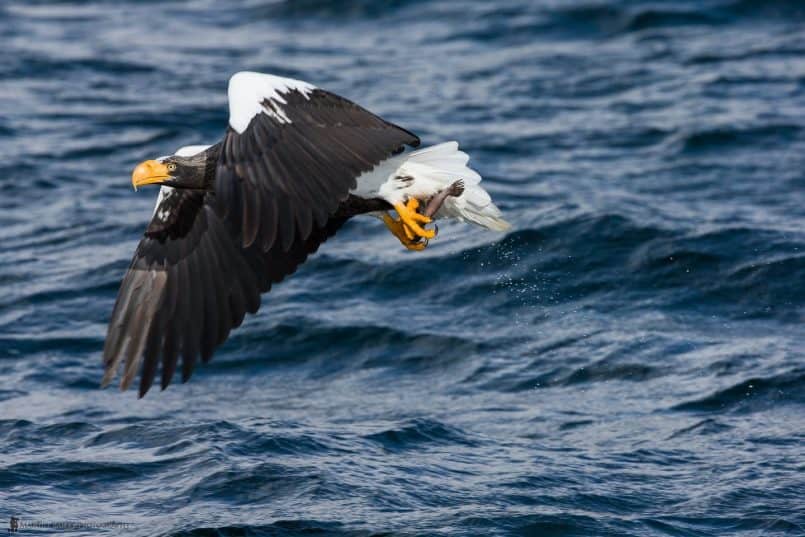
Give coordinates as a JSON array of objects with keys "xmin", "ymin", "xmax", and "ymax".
[
  {"xmin": 407, "ymin": 142, "xmax": 481, "ymax": 184},
  {"xmin": 399, "ymin": 142, "xmax": 510, "ymax": 232},
  {"xmin": 458, "ymin": 198, "xmax": 511, "ymax": 231}
]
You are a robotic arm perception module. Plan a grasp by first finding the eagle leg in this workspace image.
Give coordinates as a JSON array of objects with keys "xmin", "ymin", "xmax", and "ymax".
[
  {"xmin": 394, "ymin": 199, "xmax": 436, "ymax": 240},
  {"xmin": 382, "ymin": 212, "xmax": 427, "ymax": 251}
]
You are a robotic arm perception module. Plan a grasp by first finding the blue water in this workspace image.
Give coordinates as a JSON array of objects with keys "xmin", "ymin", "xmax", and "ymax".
[{"xmin": 1, "ymin": 1, "xmax": 804, "ymax": 535}]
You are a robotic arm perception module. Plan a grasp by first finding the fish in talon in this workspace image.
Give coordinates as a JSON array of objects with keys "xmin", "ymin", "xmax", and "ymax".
[
  {"xmin": 422, "ymin": 180, "xmax": 466, "ymax": 219},
  {"xmin": 409, "ymin": 179, "xmax": 466, "ymax": 244}
]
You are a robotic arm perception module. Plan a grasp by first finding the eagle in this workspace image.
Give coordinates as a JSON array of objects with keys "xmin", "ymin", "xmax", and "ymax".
[{"xmin": 103, "ymin": 71, "xmax": 509, "ymax": 397}]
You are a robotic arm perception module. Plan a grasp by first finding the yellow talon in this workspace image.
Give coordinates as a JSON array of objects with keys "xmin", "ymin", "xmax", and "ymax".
[
  {"xmin": 382, "ymin": 213, "xmax": 427, "ymax": 251},
  {"xmin": 394, "ymin": 201, "xmax": 435, "ymax": 239},
  {"xmin": 403, "ymin": 221, "xmax": 415, "ymax": 240},
  {"xmin": 403, "ymin": 198, "xmax": 431, "ymax": 223},
  {"xmin": 382, "ymin": 213, "xmax": 407, "ymax": 242}
]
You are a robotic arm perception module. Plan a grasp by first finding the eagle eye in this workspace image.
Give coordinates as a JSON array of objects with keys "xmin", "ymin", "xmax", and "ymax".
[{"xmin": 167, "ymin": 163, "xmax": 177, "ymax": 172}]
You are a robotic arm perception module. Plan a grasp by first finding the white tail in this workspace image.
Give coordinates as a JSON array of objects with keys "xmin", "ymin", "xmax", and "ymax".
[{"xmin": 401, "ymin": 142, "xmax": 511, "ymax": 231}]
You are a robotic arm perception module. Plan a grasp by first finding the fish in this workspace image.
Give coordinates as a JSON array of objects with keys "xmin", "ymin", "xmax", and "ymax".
[{"xmin": 413, "ymin": 179, "xmax": 465, "ymax": 245}]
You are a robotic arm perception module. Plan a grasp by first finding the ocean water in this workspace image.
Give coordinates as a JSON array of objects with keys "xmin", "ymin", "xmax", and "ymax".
[{"xmin": 1, "ymin": 0, "xmax": 804, "ymax": 535}]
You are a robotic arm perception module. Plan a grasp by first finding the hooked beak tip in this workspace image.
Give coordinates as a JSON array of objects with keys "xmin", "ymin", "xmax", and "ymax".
[{"xmin": 131, "ymin": 160, "xmax": 171, "ymax": 190}]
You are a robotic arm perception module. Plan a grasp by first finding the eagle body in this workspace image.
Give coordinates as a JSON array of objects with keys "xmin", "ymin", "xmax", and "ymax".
[{"xmin": 105, "ymin": 71, "xmax": 508, "ymax": 397}]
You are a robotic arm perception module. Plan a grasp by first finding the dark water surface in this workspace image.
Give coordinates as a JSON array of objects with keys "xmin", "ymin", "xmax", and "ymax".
[{"xmin": 1, "ymin": 1, "xmax": 804, "ymax": 535}]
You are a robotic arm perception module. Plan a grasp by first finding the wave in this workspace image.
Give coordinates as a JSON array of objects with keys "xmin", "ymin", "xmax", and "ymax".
[
  {"xmin": 2, "ymin": 53, "xmax": 156, "ymax": 81},
  {"xmin": 363, "ymin": 418, "xmax": 478, "ymax": 451},
  {"xmin": 242, "ymin": 0, "xmax": 427, "ymax": 20},
  {"xmin": 721, "ymin": 0, "xmax": 805, "ymax": 20},
  {"xmin": 0, "ymin": 459, "xmax": 150, "ymax": 489},
  {"xmin": 164, "ymin": 520, "xmax": 364, "ymax": 537},
  {"xmin": 422, "ymin": 216, "xmax": 803, "ymax": 320},
  {"xmin": 673, "ymin": 370, "xmax": 805, "ymax": 413},
  {"xmin": 666, "ymin": 418, "xmax": 732, "ymax": 439},
  {"xmin": 550, "ymin": 1, "xmax": 805, "ymax": 38},
  {"xmin": 184, "ymin": 462, "xmax": 322, "ymax": 505},
  {"xmin": 209, "ymin": 319, "xmax": 484, "ymax": 378},
  {"xmin": 432, "ymin": 217, "xmax": 801, "ymax": 320},
  {"xmin": 672, "ymin": 124, "xmax": 802, "ymax": 155},
  {"xmin": 629, "ymin": 228, "xmax": 805, "ymax": 320},
  {"xmin": 552, "ymin": 4, "xmax": 722, "ymax": 36}
]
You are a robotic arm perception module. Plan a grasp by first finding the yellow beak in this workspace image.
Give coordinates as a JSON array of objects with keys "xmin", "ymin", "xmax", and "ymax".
[{"xmin": 131, "ymin": 160, "xmax": 171, "ymax": 190}]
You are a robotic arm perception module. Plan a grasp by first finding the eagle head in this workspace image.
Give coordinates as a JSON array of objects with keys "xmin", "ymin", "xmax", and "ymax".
[{"xmin": 131, "ymin": 152, "xmax": 213, "ymax": 191}]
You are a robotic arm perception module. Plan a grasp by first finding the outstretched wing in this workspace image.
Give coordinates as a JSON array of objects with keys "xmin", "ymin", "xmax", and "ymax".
[
  {"xmin": 216, "ymin": 71, "xmax": 420, "ymax": 252},
  {"xmin": 104, "ymin": 73, "xmax": 421, "ymax": 396},
  {"xmin": 102, "ymin": 185, "xmax": 347, "ymax": 397}
]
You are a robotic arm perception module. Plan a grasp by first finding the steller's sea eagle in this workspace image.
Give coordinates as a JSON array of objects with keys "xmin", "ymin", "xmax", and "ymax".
[{"xmin": 103, "ymin": 71, "xmax": 509, "ymax": 397}]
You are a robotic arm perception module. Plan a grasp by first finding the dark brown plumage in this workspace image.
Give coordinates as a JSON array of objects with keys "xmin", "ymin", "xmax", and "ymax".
[{"xmin": 103, "ymin": 88, "xmax": 419, "ymax": 397}]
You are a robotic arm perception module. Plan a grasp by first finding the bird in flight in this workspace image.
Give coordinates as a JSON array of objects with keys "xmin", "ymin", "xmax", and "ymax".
[{"xmin": 103, "ymin": 71, "xmax": 509, "ymax": 397}]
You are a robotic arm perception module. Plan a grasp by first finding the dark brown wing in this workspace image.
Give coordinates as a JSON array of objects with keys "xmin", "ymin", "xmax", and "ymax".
[
  {"xmin": 105, "ymin": 76, "xmax": 419, "ymax": 396},
  {"xmin": 216, "ymin": 87, "xmax": 420, "ymax": 252},
  {"xmin": 102, "ymin": 188, "xmax": 347, "ymax": 397}
]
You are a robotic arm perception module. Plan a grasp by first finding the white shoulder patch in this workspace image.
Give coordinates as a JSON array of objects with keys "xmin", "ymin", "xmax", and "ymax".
[
  {"xmin": 152, "ymin": 186, "xmax": 175, "ymax": 217},
  {"xmin": 227, "ymin": 71, "xmax": 315, "ymax": 133},
  {"xmin": 174, "ymin": 144, "xmax": 212, "ymax": 157}
]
